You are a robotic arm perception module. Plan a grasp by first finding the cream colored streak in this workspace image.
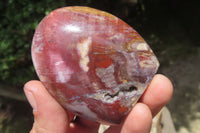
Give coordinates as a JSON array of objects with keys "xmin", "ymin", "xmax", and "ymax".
[{"xmin": 77, "ymin": 37, "xmax": 92, "ymax": 72}]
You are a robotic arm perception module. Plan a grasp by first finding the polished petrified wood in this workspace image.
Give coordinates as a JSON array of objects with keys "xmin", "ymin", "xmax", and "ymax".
[{"xmin": 31, "ymin": 6, "xmax": 159, "ymax": 124}]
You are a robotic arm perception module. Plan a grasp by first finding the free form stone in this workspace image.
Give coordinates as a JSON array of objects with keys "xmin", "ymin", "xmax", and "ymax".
[{"xmin": 31, "ymin": 6, "xmax": 159, "ymax": 124}]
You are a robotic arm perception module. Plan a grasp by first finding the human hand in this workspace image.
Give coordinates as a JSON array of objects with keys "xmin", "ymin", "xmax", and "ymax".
[{"xmin": 24, "ymin": 74, "xmax": 173, "ymax": 133}]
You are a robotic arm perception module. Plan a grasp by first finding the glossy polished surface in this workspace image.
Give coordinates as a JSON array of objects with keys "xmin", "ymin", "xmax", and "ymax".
[{"xmin": 32, "ymin": 6, "xmax": 159, "ymax": 124}]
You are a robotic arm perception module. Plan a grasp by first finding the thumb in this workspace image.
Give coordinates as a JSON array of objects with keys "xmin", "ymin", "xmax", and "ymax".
[{"xmin": 24, "ymin": 80, "xmax": 69, "ymax": 133}]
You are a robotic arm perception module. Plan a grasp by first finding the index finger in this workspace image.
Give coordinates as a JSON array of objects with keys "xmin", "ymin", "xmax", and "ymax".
[{"xmin": 139, "ymin": 74, "xmax": 173, "ymax": 116}]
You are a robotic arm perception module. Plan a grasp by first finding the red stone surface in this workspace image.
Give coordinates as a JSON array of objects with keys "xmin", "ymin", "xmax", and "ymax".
[{"xmin": 31, "ymin": 6, "xmax": 159, "ymax": 124}]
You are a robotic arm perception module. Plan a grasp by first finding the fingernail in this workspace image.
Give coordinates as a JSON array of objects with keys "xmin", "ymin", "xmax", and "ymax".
[{"xmin": 24, "ymin": 89, "xmax": 37, "ymax": 111}]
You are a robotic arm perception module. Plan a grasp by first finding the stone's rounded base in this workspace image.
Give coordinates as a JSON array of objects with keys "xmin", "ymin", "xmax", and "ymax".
[{"xmin": 31, "ymin": 6, "xmax": 159, "ymax": 124}]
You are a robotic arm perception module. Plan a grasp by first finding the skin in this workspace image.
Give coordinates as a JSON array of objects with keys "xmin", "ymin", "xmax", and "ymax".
[{"xmin": 24, "ymin": 74, "xmax": 173, "ymax": 133}]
